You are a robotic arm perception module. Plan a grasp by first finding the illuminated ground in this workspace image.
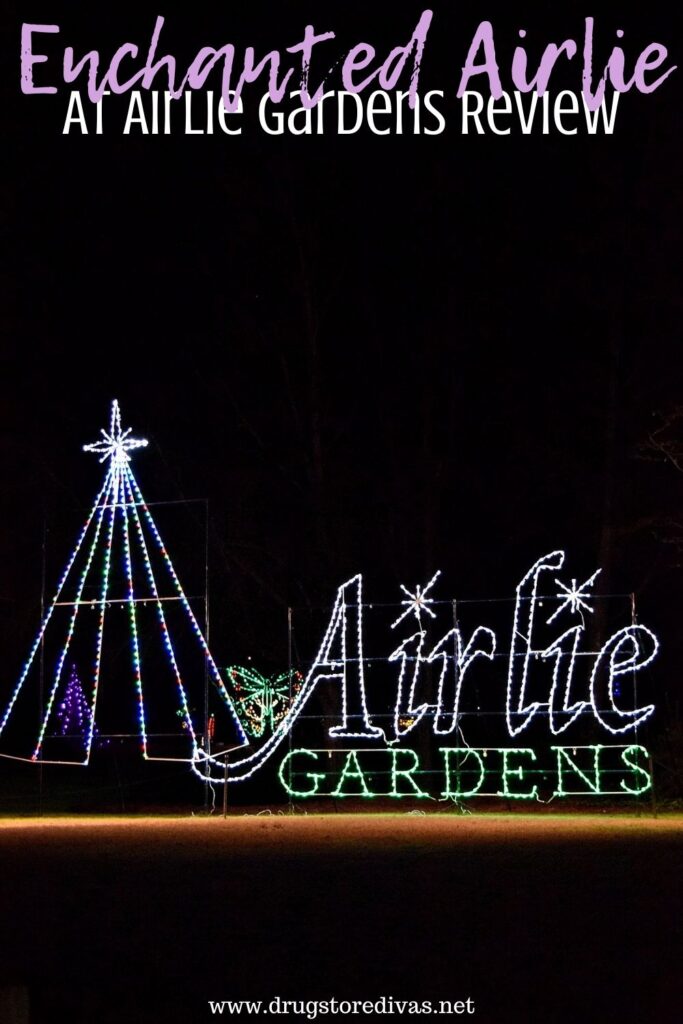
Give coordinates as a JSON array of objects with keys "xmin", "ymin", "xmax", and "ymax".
[
  {"xmin": 1, "ymin": 809, "xmax": 682, "ymax": 846},
  {"xmin": 0, "ymin": 813, "xmax": 681, "ymax": 1023}
]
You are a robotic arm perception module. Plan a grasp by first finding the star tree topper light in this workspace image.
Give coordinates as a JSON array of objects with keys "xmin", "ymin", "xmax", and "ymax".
[
  {"xmin": 83, "ymin": 398, "xmax": 149, "ymax": 466},
  {"xmin": 0, "ymin": 400, "xmax": 247, "ymax": 766}
]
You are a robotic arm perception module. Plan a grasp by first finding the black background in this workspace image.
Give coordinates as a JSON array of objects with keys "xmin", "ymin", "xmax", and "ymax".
[
  {"xmin": 1, "ymin": 5, "xmax": 682, "ymax": 1020},
  {"xmin": 3, "ymin": 3, "xmax": 681, "ymax": 650}
]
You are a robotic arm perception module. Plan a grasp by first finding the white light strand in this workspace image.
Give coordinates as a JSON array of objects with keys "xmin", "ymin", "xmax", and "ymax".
[
  {"xmin": 432, "ymin": 626, "xmax": 496, "ymax": 735},
  {"xmin": 542, "ymin": 625, "xmax": 588, "ymax": 734},
  {"xmin": 390, "ymin": 630, "xmax": 427, "ymax": 737},
  {"xmin": 121, "ymin": 465, "xmax": 197, "ymax": 753},
  {"xmin": 506, "ymin": 550, "xmax": 564, "ymax": 736},
  {"xmin": 125, "ymin": 464, "xmax": 246, "ymax": 745},
  {"xmin": 32, "ymin": 470, "xmax": 115, "ymax": 761},
  {"xmin": 589, "ymin": 625, "xmax": 658, "ymax": 734},
  {"xmin": 120, "ymin": 470, "xmax": 148, "ymax": 754},
  {"xmin": 84, "ymin": 465, "xmax": 120, "ymax": 762},
  {"xmin": 328, "ymin": 573, "xmax": 383, "ymax": 740}
]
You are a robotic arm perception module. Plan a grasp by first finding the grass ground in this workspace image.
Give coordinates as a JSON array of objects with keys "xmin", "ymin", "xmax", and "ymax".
[{"xmin": 0, "ymin": 812, "xmax": 681, "ymax": 1023}]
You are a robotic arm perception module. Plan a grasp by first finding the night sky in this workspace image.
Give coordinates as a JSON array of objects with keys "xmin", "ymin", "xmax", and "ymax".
[{"xmin": 2, "ymin": 1, "xmax": 682, "ymax": 704}]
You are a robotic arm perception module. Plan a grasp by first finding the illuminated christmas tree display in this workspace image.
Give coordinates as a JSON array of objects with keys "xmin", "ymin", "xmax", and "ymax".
[
  {"xmin": 55, "ymin": 664, "xmax": 96, "ymax": 740},
  {"xmin": 0, "ymin": 400, "xmax": 246, "ymax": 765}
]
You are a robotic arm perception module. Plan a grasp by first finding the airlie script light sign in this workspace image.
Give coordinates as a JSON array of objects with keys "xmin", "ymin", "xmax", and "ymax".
[{"xmin": 195, "ymin": 550, "xmax": 659, "ymax": 800}]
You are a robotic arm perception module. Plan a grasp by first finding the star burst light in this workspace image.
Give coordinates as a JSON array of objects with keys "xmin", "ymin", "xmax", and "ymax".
[
  {"xmin": 546, "ymin": 569, "xmax": 601, "ymax": 625},
  {"xmin": 83, "ymin": 399, "xmax": 148, "ymax": 465},
  {"xmin": 391, "ymin": 570, "xmax": 442, "ymax": 630}
]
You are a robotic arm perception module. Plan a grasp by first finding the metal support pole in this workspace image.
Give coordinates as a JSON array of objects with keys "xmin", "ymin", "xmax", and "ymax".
[
  {"xmin": 223, "ymin": 752, "xmax": 229, "ymax": 818},
  {"xmin": 204, "ymin": 499, "xmax": 210, "ymax": 815},
  {"xmin": 37, "ymin": 517, "xmax": 47, "ymax": 815},
  {"xmin": 287, "ymin": 606, "xmax": 293, "ymax": 813},
  {"xmin": 630, "ymin": 592, "xmax": 652, "ymax": 816}
]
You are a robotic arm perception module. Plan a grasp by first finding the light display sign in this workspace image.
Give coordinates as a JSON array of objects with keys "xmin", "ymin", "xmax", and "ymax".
[
  {"xmin": 0, "ymin": 402, "xmax": 659, "ymax": 802},
  {"xmin": 276, "ymin": 745, "xmax": 652, "ymax": 799},
  {"xmin": 195, "ymin": 563, "xmax": 658, "ymax": 799}
]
